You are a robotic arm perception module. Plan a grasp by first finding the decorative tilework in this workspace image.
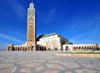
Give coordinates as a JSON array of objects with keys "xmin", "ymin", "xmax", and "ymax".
[
  {"xmin": 30, "ymin": 17, "xmax": 33, "ymax": 19},
  {"xmin": 28, "ymin": 10, "xmax": 35, "ymax": 13},
  {"xmin": 32, "ymin": 15, "xmax": 34, "ymax": 17}
]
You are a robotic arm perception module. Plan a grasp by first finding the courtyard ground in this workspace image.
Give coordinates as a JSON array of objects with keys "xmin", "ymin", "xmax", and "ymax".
[{"xmin": 0, "ymin": 51, "xmax": 100, "ymax": 73}]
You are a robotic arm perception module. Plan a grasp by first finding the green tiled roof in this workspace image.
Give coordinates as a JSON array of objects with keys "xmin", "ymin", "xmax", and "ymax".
[
  {"xmin": 36, "ymin": 33, "xmax": 71, "ymax": 44},
  {"xmin": 64, "ymin": 41, "xmax": 73, "ymax": 44},
  {"xmin": 42, "ymin": 33, "xmax": 58, "ymax": 38},
  {"xmin": 36, "ymin": 34, "xmax": 45, "ymax": 41}
]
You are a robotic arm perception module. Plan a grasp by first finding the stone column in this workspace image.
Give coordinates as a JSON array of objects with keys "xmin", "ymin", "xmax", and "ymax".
[
  {"xmin": 7, "ymin": 45, "xmax": 9, "ymax": 51},
  {"xmin": 63, "ymin": 45, "xmax": 66, "ymax": 51},
  {"xmin": 34, "ymin": 45, "xmax": 36, "ymax": 51},
  {"xmin": 30, "ymin": 45, "xmax": 32, "ymax": 51},
  {"xmin": 16, "ymin": 47, "xmax": 18, "ymax": 51},
  {"xmin": 39, "ymin": 46, "xmax": 40, "ymax": 51},
  {"xmin": 10, "ymin": 45, "xmax": 13, "ymax": 51},
  {"xmin": 70, "ymin": 45, "xmax": 73, "ymax": 51},
  {"xmin": 22, "ymin": 46, "xmax": 23, "ymax": 51}
]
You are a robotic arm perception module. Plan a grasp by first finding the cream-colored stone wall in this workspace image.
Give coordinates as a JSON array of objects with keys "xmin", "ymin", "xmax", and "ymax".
[
  {"xmin": 63, "ymin": 44, "xmax": 97, "ymax": 51},
  {"xmin": 37, "ymin": 34, "xmax": 61, "ymax": 50},
  {"xmin": 63, "ymin": 44, "xmax": 73, "ymax": 51},
  {"xmin": 99, "ymin": 44, "xmax": 100, "ymax": 50},
  {"xmin": 7, "ymin": 45, "xmax": 36, "ymax": 51}
]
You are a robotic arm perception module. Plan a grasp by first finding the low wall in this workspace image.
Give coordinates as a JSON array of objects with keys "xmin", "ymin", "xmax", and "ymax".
[{"xmin": 56, "ymin": 54, "xmax": 100, "ymax": 58}]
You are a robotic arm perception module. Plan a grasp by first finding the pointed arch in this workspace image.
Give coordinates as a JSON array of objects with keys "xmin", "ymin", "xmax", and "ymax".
[{"xmin": 53, "ymin": 40, "xmax": 58, "ymax": 51}]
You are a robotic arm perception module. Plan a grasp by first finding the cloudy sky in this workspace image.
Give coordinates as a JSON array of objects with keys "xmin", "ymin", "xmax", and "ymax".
[{"xmin": 0, "ymin": 0, "xmax": 100, "ymax": 50}]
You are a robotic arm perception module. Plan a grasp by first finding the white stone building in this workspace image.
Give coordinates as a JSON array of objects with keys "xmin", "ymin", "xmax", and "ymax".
[{"xmin": 36, "ymin": 33, "xmax": 70, "ymax": 51}]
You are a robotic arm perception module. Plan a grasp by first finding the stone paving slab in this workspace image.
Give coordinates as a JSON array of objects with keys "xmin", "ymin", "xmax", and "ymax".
[
  {"xmin": 61, "ymin": 63, "xmax": 80, "ymax": 68},
  {"xmin": 35, "ymin": 66, "xmax": 45, "ymax": 72},
  {"xmin": 0, "ymin": 51, "xmax": 100, "ymax": 73},
  {"xmin": 0, "ymin": 67, "xmax": 17, "ymax": 73},
  {"xmin": 43, "ymin": 70, "xmax": 59, "ymax": 73},
  {"xmin": 0, "ymin": 63, "xmax": 14, "ymax": 69},
  {"xmin": 22, "ymin": 63, "xmax": 42, "ymax": 67},
  {"xmin": 46, "ymin": 64, "xmax": 65, "ymax": 69},
  {"xmin": 20, "ymin": 68, "xmax": 31, "ymax": 73}
]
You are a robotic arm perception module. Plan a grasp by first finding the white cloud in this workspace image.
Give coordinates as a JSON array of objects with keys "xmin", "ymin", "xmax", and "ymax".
[
  {"xmin": 70, "ymin": 33, "xmax": 89, "ymax": 44},
  {"xmin": 6, "ymin": 0, "xmax": 26, "ymax": 20},
  {"xmin": 0, "ymin": 33, "xmax": 23, "ymax": 44},
  {"xmin": 87, "ymin": 26, "xmax": 100, "ymax": 38}
]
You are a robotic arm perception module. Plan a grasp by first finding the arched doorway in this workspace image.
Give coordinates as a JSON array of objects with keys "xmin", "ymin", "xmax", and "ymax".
[
  {"xmin": 87, "ymin": 46, "xmax": 89, "ymax": 50},
  {"xmin": 54, "ymin": 47, "xmax": 58, "ymax": 50},
  {"xmin": 41, "ymin": 47, "xmax": 43, "ymax": 50},
  {"xmin": 40, "ymin": 47, "xmax": 43, "ymax": 51},
  {"xmin": 53, "ymin": 40, "xmax": 58, "ymax": 51},
  {"xmin": 76, "ymin": 47, "xmax": 78, "ymax": 51},
  {"xmin": 28, "ymin": 46, "xmax": 30, "ymax": 51},
  {"xmin": 36, "ymin": 46, "xmax": 38, "ymax": 51},
  {"xmin": 65, "ymin": 46, "xmax": 68, "ymax": 51},
  {"xmin": 79, "ymin": 46, "xmax": 81, "ymax": 50},
  {"xmin": 18, "ymin": 47, "xmax": 20, "ymax": 51},
  {"xmin": 15, "ymin": 47, "xmax": 17, "ymax": 51},
  {"xmin": 92, "ymin": 46, "xmax": 93, "ymax": 50},
  {"xmin": 12, "ymin": 47, "xmax": 15, "ymax": 51},
  {"xmin": 44, "ymin": 47, "xmax": 46, "ymax": 50},
  {"xmin": 90, "ymin": 46, "xmax": 92, "ymax": 50},
  {"xmin": 93, "ymin": 46, "xmax": 95, "ymax": 50},
  {"xmin": 82, "ymin": 46, "xmax": 83, "ymax": 50},
  {"xmin": 8, "ymin": 46, "xmax": 10, "ymax": 51},
  {"xmin": 74, "ymin": 47, "xmax": 75, "ymax": 51},
  {"xmin": 36, "ymin": 48, "xmax": 38, "ymax": 51},
  {"xmin": 31, "ymin": 46, "xmax": 34, "ymax": 51},
  {"xmin": 20, "ymin": 47, "xmax": 22, "ymax": 51},
  {"xmin": 47, "ymin": 41, "xmax": 51, "ymax": 51},
  {"xmin": 23, "ymin": 46, "xmax": 24, "ymax": 51},
  {"xmin": 48, "ymin": 48, "xmax": 51, "ymax": 50},
  {"xmin": 25, "ymin": 46, "xmax": 27, "ymax": 51},
  {"xmin": 84, "ymin": 46, "xmax": 86, "ymax": 50}
]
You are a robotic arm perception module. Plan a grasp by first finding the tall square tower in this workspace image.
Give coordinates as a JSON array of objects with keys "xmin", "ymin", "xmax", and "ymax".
[{"xmin": 27, "ymin": 2, "xmax": 36, "ymax": 50}]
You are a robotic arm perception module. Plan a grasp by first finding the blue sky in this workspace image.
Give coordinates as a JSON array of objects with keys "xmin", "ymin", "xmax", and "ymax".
[{"xmin": 0, "ymin": 0, "xmax": 100, "ymax": 50}]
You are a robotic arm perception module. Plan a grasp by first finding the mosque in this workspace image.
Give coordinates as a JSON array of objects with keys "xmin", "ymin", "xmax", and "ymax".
[{"xmin": 7, "ymin": 2, "xmax": 100, "ymax": 51}]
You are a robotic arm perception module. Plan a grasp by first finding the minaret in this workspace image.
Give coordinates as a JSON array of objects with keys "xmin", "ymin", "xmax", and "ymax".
[{"xmin": 27, "ymin": 1, "xmax": 36, "ymax": 51}]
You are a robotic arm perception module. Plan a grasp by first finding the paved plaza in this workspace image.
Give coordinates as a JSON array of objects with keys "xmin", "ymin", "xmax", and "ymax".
[{"xmin": 0, "ymin": 51, "xmax": 100, "ymax": 73}]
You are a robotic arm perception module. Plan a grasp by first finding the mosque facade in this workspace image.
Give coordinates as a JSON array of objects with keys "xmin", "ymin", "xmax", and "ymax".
[{"xmin": 7, "ymin": 2, "xmax": 100, "ymax": 51}]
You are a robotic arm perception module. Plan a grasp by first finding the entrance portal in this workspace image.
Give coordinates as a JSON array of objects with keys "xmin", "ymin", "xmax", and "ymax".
[
  {"xmin": 31, "ymin": 46, "xmax": 34, "ymax": 51},
  {"xmin": 54, "ymin": 47, "xmax": 58, "ymax": 50}
]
